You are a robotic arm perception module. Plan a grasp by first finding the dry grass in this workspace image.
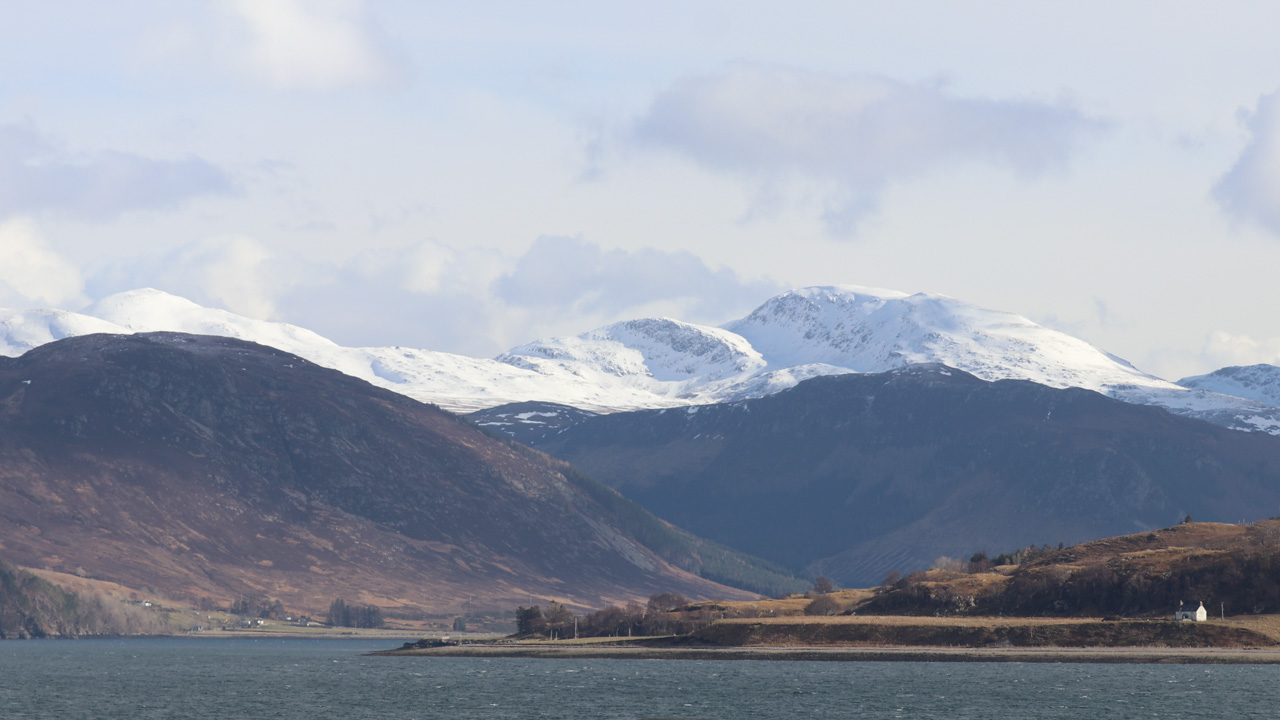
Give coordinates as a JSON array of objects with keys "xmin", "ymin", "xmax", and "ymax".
[
  {"xmin": 1217, "ymin": 615, "xmax": 1280, "ymax": 643},
  {"xmin": 715, "ymin": 615, "xmax": 1104, "ymax": 628},
  {"xmin": 691, "ymin": 588, "xmax": 877, "ymax": 617}
]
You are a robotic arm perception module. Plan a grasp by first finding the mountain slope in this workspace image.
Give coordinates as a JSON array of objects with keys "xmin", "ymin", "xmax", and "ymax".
[
  {"xmin": 718, "ymin": 287, "xmax": 1280, "ymax": 432},
  {"xmin": 0, "ymin": 332, "xmax": 789, "ymax": 615},
  {"xmin": 1179, "ymin": 364, "xmax": 1280, "ymax": 408},
  {"xmin": 2, "ymin": 286, "xmax": 1277, "ymax": 431},
  {"xmin": 516, "ymin": 366, "xmax": 1280, "ymax": 588}
]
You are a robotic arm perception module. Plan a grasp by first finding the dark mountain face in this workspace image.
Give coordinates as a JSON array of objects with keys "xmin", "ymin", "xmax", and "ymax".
[
  {"xmin": 0, "ymin": 333, "xmax": 761, "ymax": 615},
  {"xmin": 517, "ymin": 364, "xmax": 1280, "ymax": 588},
  {"xmin": 469, "ymin": 401, "xmax": 599, "ymax": 446}
]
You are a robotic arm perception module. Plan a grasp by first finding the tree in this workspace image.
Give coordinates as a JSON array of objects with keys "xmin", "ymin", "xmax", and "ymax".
[
  {"xmin": 327, "ymin": 598, "xmax": 384, "ymax": 628},
  {"xmin": 452, "ymin": 617, "xmax": 467, "ymax": 632},
  {"xmin": 545, "ymin": 602, "xmax": 573, "ymax": 626},
  {"xmin": 352, "ymin": 604, "xmax": 384, "ymax": 628},
  {"xmin": 260, "ymin": 599, "xmax": 286, "ymax": 620},
  {"xmin": 328, "ymin": 598, "xmax": 349, "ymax": 627},
  {"xmin": 515, "ymin": 605, "xmax": 545, "ymax": 635},
  {"xmin": 647, "ymin": 593, "xmax": 688, "ymax": 613},
  {"xmin": 813, "ymin": 576, "xmax": 836, "ymax": 594},
  {"xmin": 881, "ymin": 570, "xmax": 901, "ymax": 590},
  {"xmin": 543, "ymin": 602, "xmax": 573, "ymax": 638}
]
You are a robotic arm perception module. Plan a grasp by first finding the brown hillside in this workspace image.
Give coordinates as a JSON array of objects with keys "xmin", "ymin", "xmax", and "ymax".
[
  {"xmin": 0, "ymin": 333, "xmax": 762, "ymax": 617},
  {"xmin": 858, "ymin": 520, "xmax": 1280, "ymax": 618}
]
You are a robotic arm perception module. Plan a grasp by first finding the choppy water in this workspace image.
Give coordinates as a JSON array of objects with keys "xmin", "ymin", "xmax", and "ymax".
[{"xmin": 1, "ymin": 638, "xmax": 1278, "ymax": 719}]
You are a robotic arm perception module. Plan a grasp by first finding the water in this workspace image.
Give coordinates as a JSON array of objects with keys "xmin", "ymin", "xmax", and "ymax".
[{"xmin": 1, "ymin": 638, "xmax": 1278, "ymax": 719}]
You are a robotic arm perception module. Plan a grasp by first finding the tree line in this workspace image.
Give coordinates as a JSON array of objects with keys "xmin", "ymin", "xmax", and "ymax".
[
  {"xmin": 515, "ymin": 593, "xmax": 726, "ymax": 638},
  {"xmin": 327, "ymin": 598, "xmax": 385, "ymax": 628}
]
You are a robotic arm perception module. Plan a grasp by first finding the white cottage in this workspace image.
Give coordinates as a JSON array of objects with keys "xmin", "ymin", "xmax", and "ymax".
[{"xmin": 1175, "ymin": 600, "xmax": 1207, "ymax": 621}]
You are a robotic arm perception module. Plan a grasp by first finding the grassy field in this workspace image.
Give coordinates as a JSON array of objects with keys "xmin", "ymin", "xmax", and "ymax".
[{"xmin": 691, "ymin": 614, "xmax": 1277, "ymax": 649}]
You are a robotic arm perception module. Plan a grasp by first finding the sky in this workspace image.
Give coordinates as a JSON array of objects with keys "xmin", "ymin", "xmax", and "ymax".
[{"xmin": 3, "ymin": 1, "xmax": 1280, "ymax": 380}]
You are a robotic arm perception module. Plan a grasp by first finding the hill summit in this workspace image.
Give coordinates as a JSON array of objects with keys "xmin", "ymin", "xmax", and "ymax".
[{"xmin": 0, "ymin": 332, "xmax": 791, "ymax": 616}]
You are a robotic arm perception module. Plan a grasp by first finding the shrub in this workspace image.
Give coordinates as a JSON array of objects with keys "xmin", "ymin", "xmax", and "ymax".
[{"xmin": 804, "ymin": 594, "xmax": 841, "ymax": 616}]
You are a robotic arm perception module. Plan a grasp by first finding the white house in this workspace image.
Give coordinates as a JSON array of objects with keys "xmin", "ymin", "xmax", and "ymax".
[{"xmin": 1175, "ymin": 600, "xmax": 1207, "ymax": 621}]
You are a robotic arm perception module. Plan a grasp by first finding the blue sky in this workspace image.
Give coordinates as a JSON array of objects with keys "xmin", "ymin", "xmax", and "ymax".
[{"xmin": 4, "ymin": 1, "xmax": 1280, "ymax": 380}]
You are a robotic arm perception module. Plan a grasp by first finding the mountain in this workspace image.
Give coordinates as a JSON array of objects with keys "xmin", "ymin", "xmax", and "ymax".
[
  {"xmin": 3, "ymin": 286, "xmax": 1277, "ymax": 431},
  {"xmin": 717, "ymin": 287, "xmax": 1280, "ymax": 433},
  {"xmin": 1179, "ymin": 364, "xmax": 1280, "ymax": 410},
  {"xmin": 503, "ymin": 366, "xmax": 1280, "ymax": 588},
  {"xmin": 0, "ymin": 332, "xmax": 803, "ymax": 616}
]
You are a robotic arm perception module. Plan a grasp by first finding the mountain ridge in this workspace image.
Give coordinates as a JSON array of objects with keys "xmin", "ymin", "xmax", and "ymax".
[
  {"xmin": 3, "ymin": 286, "xmax": 1278, "ymax": 432},
  {"xmin": 499, "ymin": 365, "xmax": 1280, "ymax": 587}
]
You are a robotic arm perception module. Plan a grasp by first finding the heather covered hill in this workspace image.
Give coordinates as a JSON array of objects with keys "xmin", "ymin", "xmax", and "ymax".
[
  {"xmin": 862, "ymin": 520, "xmax": 1280, "ymax": 620},
  {"xmin": 0, "ymin": 561, "xmax": 165, "ymax": 639},
  {"xmin": 522, "ymin": 365, "xmax": 1280, "ymax": 587},
  {"xmin": 0, "ymin": 333, "xmax": 792, "ymax": 617}
]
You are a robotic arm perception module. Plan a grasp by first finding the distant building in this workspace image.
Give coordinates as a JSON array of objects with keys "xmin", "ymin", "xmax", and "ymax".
[{"xmin": 1175, "ymin": 600, "xmax": 1207, "ymax": 621}]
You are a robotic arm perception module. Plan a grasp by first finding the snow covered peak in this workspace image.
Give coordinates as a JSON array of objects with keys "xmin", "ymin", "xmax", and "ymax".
[
  {"xmin": 85, "ymin": 288, "xmax": 207, "ymax": 329},
  {"xmin": 499, "ymin": 316, "xmax": 765, "ymax": 385},
  {"xmin": 723, "ymin": 285, "xmax": 1160, "ymax": 392},
  {"xmin": 724, "ymin": 285, "xmax": 929, "ymax": 370},
  {"xmin": 0, "ymin": 308, "xmax": 127, "ymax": 357},
  {"xmin": 86, "ymin": 289, "xmax": 339, "ymax": 356},
  {"xmin": 1178, "ymin": 365, "xmax": 1280, "ymax": 408}
]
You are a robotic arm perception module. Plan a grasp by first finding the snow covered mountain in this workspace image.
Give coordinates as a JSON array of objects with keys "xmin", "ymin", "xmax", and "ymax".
[
  {"xmin": 1179, "ymin": 364, "xmax": 1280, "ymax": 408},
  {"xmin": 720, "ymin": 287, "xmax": 1280, "ymax": 433},
  {"xmin": 2, "ymin": 289, "xmax": 624, "ymax": 413},
  {"xmin": 3, "ymin": 286, "xmax": 1279, "ymax": 431}
]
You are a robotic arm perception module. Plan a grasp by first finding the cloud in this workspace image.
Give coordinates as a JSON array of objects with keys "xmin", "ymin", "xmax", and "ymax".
[
  {"xmin": 0, "ymin": 217, "xmax": 86, "ymax": 307},
  {"xmin": 1214, "ymin": 89, "xmax": 1280, "ymax": 235},
  {"xmin": 1198, "ymin": 331, "xmax": 1280, "ymax": 371},
  {"xmin": 0, "ymin": 122, "xmax": 234, "ymax": 220},
  {"xmin": 88, "ymin": 236, "xmax": 277, "ymax": 320},
  {"xmin": 493, "ymin": 235, "xmax": 782, "ymax": 322},
  {"xmin": 273, "ymin": 240, "xmax": 511, "ymax": 354},
  {"xmin": 628, "ymin": 66, "xmax": 1105, "ymax": 235},
  {"xmin": 81, "ymin": 234, "xmax": 782, "ymax": 357},
  {"xmin": 225, "ymin": 0, "xmax": 405, "ymax": 90}
]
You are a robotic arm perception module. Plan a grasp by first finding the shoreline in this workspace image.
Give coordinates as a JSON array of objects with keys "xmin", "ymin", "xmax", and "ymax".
[
  {"xmin": 368, "ymin": 640, "xmax": 1280, "ymax": 666},
  {"xmin": 2, "ymin": 630, "xmax": 431, "ymax": 642},
  {"xmin": 372, "ymin": 643, "xmax": 1280, "ymax": 664}
]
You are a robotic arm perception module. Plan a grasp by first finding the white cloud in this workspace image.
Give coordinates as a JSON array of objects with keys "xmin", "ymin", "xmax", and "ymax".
[
  {"xmin": 628, "ymin": 66, "xmax": 1105, "ymax": 235},
  {"xmin": 225, "ymin": 0, "xmax": 404, "ymax": 90},
  {"xmin": 273, "ymin": 237, "xmax": 779, "ymax": 355},
  {"xmin": 1214, "ymin": 89, "xmax": 1280, "ymax": 236},
  {"xmin": 0, "ymin": 217, "xmax": 86, "ymax": 307},
  {"xmin": 89, "ymin": 236, "xmax": 277, "ymax": 320},
  {"xmin": 0, "ymin": 122, "xmax": 234, "ymax": 220},
  {"xmin": 274, "ymin": 239, "xmax": 511, "ymax": 354},
  {"xmin": 493, "ymin": 235, "xmax": 782, "ymax": 323},
  {"xmin": 82, "ymin": 235, "xmax": 781, "ymax": 357},
  {"xmin": 1199, "ymin": 331, "xmax": 1280, "ymax": 370}
]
